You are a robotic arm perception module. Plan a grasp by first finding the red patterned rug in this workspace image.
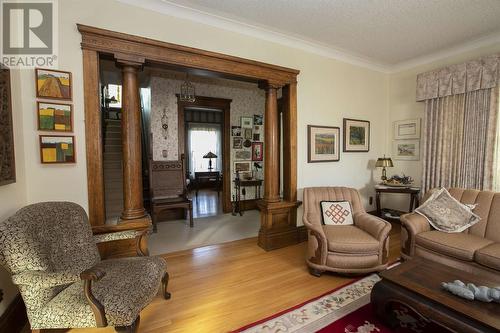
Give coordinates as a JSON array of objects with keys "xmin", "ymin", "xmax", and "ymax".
[{"xmin": 232, "ymin": 273, "xmax": 451, "ymax": 333}]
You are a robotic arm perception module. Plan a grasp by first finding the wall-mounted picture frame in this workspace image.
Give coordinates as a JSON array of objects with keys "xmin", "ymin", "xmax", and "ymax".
[
  {"xmin": 307, "ymin": 125, "xmax": 340, "ymax": 163},
  {"xmin": 37, "ymin": 102, "xmax": 73, "ymax": 132},
  {"xmin": 394, "ymin": 118, "xmax": 421, "ymax": 140},
  {"xmin": 244, "ymin": 128, "xmax": 253, "ymax": 140},
  {"xmin": 393, "ymin": 139, "xmax": 420, "ymax": 160},
  {"xmin": 254, "ymin": 125, "xmax": 261, "ymax": 132},
  {"xmin": 253, "ymin": 114, "xmax": 263, "ymax": 125},
  {"xmin": 343, "ymin": 118, "xmax": 370, "ymax": 152},
  {"xmin": 0, "ymin": 66, "xmax": 15, "ymax": 186},
  {"xmin": 233, "ymin": 137, "xmax": 243, "ymax": 149},
  {"xmin": 39, "ymin": 135, "xmax": 76, "ymax": 164},
  {"xmin": 234, "ymin": 161, "xmax": 251, "ymax": 173},
  {"xmin": 231, "ymin": 126, "xmax": 241, "ymax": 136},
  {"xmin": 35, "ymin": 68, "xmax": 72, "ymax": 101},
  {"xmin": 251, "ymin": 142, "xmax": 263, "ymax": 161},
  {"xmin": 253, "ymin": 133, "xmax": 260, "ymax": 141},
  {"xmin": 234, "ymin": 149, "xmax": 251, "ymax": 160},
  {"xmin": 241, "ymin": 116, "xmax": 253, "ymax": 129}
]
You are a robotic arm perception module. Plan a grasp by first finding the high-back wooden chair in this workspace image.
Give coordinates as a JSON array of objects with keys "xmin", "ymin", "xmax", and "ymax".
[{"xmin": 149, "ymin": 155, "xmax": 193, "ymax": 231}]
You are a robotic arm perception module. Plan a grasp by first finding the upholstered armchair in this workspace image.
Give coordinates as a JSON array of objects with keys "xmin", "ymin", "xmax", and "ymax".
[
  {"xmin": 303, "ymin": 187, "xmax": 392, "ymax": 276},
  {"xmin": 0, "ymin": 202, "xmax": 170, "ymax": 333}
]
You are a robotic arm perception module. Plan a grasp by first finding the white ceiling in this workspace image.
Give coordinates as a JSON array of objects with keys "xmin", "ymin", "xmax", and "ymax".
[{"xmin": 119, "ymin": 0, "xmax": 500, "ymax": 72}]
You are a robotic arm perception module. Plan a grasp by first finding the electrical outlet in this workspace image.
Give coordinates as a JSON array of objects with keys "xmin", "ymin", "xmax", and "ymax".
[
  {"xmin": 369, "ymin": 196, "xmax": 373, "ymax": 205},
  {"xmin": 162, "ymin": 150, "xmax": 168, "ymax": 158}
]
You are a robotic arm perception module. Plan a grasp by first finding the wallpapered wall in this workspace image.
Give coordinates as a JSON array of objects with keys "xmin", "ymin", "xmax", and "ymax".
[{"xmin": 150, "ymin": 71, "xmax": 265, "ymax": 199}]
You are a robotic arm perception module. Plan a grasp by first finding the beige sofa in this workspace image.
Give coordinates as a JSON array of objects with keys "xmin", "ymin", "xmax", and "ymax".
[
  {"xmin": 303, "ymin": 187, "xmax": 392, "ymax": 276},
  {"xmin": 401, "ymin": 188, "xmax": 500, "ymax": 280}
]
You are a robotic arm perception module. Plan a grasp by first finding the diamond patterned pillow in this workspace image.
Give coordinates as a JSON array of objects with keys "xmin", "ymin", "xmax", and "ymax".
[{"xmin": 320, "ymin": 201, "xmax": 354, "ymax": 225}]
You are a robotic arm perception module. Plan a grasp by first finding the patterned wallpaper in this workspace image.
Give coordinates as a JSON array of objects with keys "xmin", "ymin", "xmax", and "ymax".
[{"xmin": 150, "ymin": 71, "xmax": 266, "ymax": 199}]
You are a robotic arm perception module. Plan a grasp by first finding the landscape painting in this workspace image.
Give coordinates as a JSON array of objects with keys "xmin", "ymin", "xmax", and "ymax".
[
  {"xmin": 343, "ymin": 118, "xmax": 370, "ymax": 152},
  {"xmin": 393, "ymin": 140, "xmax": 420, "ymax": 160},
  {"xmin": 37, "ymin": 102, "xmax": 73, "ymax": 132},
  {"xmin": 36, "ymin": 68, "xmax": 72, "ymax": 100},
  {"xmin": 308, "ymin": 125, "xmax": 340, "ymax": 162},
  {"xmin": 39, "ymin": 135, "xmax": 76, "ymax": 163},
  {"xmin": 234, "ymin": 149, "xmax": 251, "ymax": 160}
]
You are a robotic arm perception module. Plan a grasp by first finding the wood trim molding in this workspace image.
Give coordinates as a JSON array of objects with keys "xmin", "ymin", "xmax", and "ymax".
[
  {"xmin": 0, "ymin": 294, "xmax": 27, "ymax": 333},
  {"xmin": 77, "ymin": 24, "xmax": 299, "ymax": 86}
]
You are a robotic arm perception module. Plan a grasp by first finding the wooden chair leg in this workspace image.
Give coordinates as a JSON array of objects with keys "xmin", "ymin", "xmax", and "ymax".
[
  {"xmin": 115, "ymin": 315, "xmax": 140, "ymax": 333},
  {"xmin": 189, "ymin": 204, "xmax": 193, "ymax": 228},
  {"xmin": 162, "ymin": 271, "xmax": 172, "ymax": 300}
]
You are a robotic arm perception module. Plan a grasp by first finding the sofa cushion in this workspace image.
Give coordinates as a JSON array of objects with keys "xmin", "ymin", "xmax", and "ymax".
[
  {"xmin": 475, "ymin": 243, "xmax": 500, "ymax": 270},
  {"xmin": 323, "ymin": 225, "xmax": 379, "ymax": 254},
  {"xmin": 416, "ymin": 231, "xmax": 493, "ymax": 261}
]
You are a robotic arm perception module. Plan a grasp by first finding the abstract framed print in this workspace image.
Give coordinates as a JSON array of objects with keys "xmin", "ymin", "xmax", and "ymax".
[
  {"xmin": 39, "ymin": 135, "xmax": 76, "ymax": 164},
  {"xmin": 307, "ymin": 125, "xmax": 340, "ymax": 163},
  {"xmin": 35, "ymin": 68, "xmax": 72, "ymax": 101},
  {"xmin": 37, "ymin": 102, "xmax": 73, "ymax": 132},
  {"xmin": 343, "ymin": 118, "xmax": 369, "ymax": 152}
]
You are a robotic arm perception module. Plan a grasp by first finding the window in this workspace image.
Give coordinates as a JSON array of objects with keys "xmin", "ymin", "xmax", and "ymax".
[
  {"xmin": 187, "ymin": 123, "xmax": 222, "ymax": 176},
  {"xmin": 106, "ymin": 84, "xmax": 122, "ymax": 108}
]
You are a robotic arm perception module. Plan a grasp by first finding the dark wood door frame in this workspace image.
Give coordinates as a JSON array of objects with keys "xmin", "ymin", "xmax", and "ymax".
[
  {"xmin": 78, "ymin": 24, "xmax": 300, "ymax": 251},
  {"xmin": 177, "ymin": 95, "xmax": 232, "ymax": 213}
]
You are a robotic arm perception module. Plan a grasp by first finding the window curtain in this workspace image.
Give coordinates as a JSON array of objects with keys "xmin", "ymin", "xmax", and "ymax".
[{"xmin": 187, "ymin": 122, "xmax": 222, "ymax": 177}]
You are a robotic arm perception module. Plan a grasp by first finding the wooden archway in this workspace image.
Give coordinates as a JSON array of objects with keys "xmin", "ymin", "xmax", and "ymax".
[{"xmin": 78, "ymin": 24, "xmax": 300, "ymax": 251}]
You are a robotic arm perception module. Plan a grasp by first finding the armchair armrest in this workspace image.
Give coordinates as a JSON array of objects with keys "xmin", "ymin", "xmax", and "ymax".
[
  {"xmin": 11, "ymin": 270, "xmax": 80, "ymax": 288},
  {"xmin": 80, "ymin": 267, "xmax": 107, "ymax": 327},
  {"xmin": 400, "ymin": 212, "xmax": 431, "ymax": 258},
  {"xmin": 303, "ymin": 214, "xmax": 328, "ymax": 266},
  {"xmin": 353, "ymin": 212, "xmax": 391, "ymax": 241},
  {"xmin": 92, "ymin": 224, "xmax": 151, "ymax": 257}
]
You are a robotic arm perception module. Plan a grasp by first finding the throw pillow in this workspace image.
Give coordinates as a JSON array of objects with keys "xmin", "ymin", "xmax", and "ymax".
[
  {"xmin": 320, "ymin": 201, "xmax": 354, "ymax": 225},
  {"xmin": 415, "ymin": 188, "xmax": 480, "ymax": 233}
]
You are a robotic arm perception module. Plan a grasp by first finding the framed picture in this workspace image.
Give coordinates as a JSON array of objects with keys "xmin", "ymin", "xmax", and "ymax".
[
  {"xmin": 39, "ymin": 135, "xmax": 76, "ymax": 164},
  {"xmin": 343, "ymin": 118, "xmax": 370, "ymax": 152},
  {"xmin": 394, "ymin": 119, "xmax": 421, "ymax": 139},
  {"xmin": 243, "ymin": 139, "xmax": 252, "ymax": 148},
  {"xmin": 234, "ymin": 149, "xmax": 251, "ymax": 160},
  {"xmin": 254, "ymin": 125, "xmax": 261, "ymax": 132},
  {"xmin": 231, "ymin": 126, "xmax": 241, "ymax": 136},
  {"xmin": 244, "ymin": 128, "xmax": 253, "ymax": 140},
  {"xmin": 253, "ymin": 133, "xmax": 260, "ymax": 141},
  {"xmin": 393, "ymin": 140, "xmax": 420, "ymax": 160},
  {"xmin": 0, "ymin": 67, "xmax": 15, "ymax": 185},
  {"xmin": 35, "ymin": 68, "xmax": 72, "ymax": 101},
  {"xmin": 37, "ymin": 102, "xmax": 73, "ymax": 132},
  {"xmin": 253, "ymin": 114, "xmax": 263, "ymax": 125},
  {"xmin": 233, "ymin": 137, "xmax": 243, "ymax": 149},
  {"xmin": 252, "ymin": 142, "xmax": 263, "ymax": 161},
  {"xmin": 307, "ymin": 125, "xmax": 340, "ymax": 163},
  {"xmin": 241, "ymin": 116, "xmax": 253, "ymax": 128},
  {"xmin": 234, "ymin": 161, "xmax": 251, "ymax": 173}
]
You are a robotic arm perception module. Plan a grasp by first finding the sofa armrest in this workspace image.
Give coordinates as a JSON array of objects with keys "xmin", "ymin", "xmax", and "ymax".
[
  {"xmin": 303, "ymin": 214, "xmax": 328, "ymax": 266},
  {"xmin": 353, "ymin": 213, "xmax": 391, "ymax": 241},
  {"xmin": 11, "ymin": 270, "xmax": 80, "ymax": 288},
  {"xmin": 400, "ymin": 212, "xmax": 431, "ymax": 258}
]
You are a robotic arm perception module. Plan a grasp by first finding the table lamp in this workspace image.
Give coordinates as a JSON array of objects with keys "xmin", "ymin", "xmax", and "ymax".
[
  {"xmin": 375, "ymin": 156, "xmax": 393, "ymax": 181},
  {"xmin": 203, "ymin": 151, "xmax": 217, "ymax": 171}
]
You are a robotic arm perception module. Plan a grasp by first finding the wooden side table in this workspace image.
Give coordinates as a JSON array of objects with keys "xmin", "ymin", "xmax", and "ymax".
[
  {"xmin": 375, "ymin": 185, "xmax": 420, "ymax": 217},
  {"xmin": 233, "ymin": 178, "xmax": 263, "ymax": 216}
]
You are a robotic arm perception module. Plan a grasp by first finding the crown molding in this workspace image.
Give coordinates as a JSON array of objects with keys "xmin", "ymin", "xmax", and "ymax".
[{"xmin": 117, "ymin": 0, "xmax": 500, "ymax": 74}]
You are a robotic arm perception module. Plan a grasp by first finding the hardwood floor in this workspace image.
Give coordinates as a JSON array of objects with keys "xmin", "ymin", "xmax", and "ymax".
[
  {"xmin": 68, "ymin": 223, "xmax": 401, "ymax": 333},
  {"xmin": 190, "ymin": 189, "xmax": 223, "ymax": 218}
]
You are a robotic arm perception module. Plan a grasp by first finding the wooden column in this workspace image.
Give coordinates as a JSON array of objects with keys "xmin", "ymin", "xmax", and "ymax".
[
  {"xmin": 282, "ymin": 83, "xmax": 297, "ymax": 202},
  {"xmin": 261, "ymin": 82, "xmax": 281, "ymax": 203},
  {"xmin": 115, "ymin": 54, "xmax": 146, "ymax": 220}
]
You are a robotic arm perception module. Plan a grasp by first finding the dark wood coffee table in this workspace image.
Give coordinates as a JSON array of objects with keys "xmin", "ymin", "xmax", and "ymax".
[{"xmin": 371, "ymin": 258, "xmax": 500, "ymax": 333}]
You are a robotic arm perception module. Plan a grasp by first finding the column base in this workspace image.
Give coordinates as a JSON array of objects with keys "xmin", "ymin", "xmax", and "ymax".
[
  {"xmin": 257, "ymin": 200, "xmax": 302, "ymax": 251},
  {"xmin": 121, "ymin": 208, "xmax": 147, "ymax": 220}
]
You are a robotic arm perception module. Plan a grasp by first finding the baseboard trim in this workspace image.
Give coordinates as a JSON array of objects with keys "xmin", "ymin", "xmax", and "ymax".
[{"xmin": 0, "ymin": 293, "xmax": 28, "ymax": 333}]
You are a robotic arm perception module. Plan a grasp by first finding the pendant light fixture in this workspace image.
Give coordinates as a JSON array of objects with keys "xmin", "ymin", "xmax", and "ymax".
[{"xmin": 179, "ymin": 73, "xmax": 196, "ymax": 102}]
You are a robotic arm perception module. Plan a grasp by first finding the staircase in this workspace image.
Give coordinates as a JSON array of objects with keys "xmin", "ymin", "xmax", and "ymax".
[{"xmin": 103, "ymin": 119, "xmax": 123, "ymax": 221}]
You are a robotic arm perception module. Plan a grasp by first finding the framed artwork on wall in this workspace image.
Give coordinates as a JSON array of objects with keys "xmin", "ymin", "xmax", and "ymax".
[
  {"xmin": 0, "ymin": 66, "xmax": 15, "ymax": 185},
  {"xmin": 393, "ymin": 140, "xmax": 420, "ymax": 160},
  {"xmin": 37, "ymin": 102, "xmax": 73, "ymax": 132},
  {"xmin": 253, "ymin": 114, "xmax": 263, "ymax": 125},
  {"xmin": 39, "ymin": 135, "xmax": 76, "ymax": 164},
  {"xmin": 35, "ymin": 68, "xmax": 73, "ymax": 101},
  {"xmin": 253, "ymin": 133, "xmax": 260, "ymax": 141},
  {"xmin": 234, "ymin": 161, "xmax": 251, "ymax": 173},
  {"xmin": 394, "ymin": 118, "xmax": 421, "ymax": 139},
  {"xmin": 233, "ymin": 137, "xmax": 243, "ymax": 149},
  {"xmin": 251, "ymin": 142, "xmax": 263, "ymax": 161},
  {"xmin": 231, "ymin": 126, "xmax": 241, "ymax": 136},
  {"xmin": 244, "ymin": 128, "xmax": 253, "ymax": 140},
  {"xmin": 343, "ymin": 118, "xmax": 370, "ymax": 152},
  {"xmin": 241, "ymin": 116, "xmax": 253, "ymax": 128},
  {"xmin": 234, "ymin": 149, "xmax": 251, "ymax": 160},
  {"xmin": 307, "ymin": 125, "xmax": 340, "ymax": 163}
]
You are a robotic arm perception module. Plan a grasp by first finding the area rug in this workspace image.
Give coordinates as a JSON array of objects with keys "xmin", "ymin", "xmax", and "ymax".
[{"xmin": 232, "ymin": 273, "xmax": 450, "ymax": 333}]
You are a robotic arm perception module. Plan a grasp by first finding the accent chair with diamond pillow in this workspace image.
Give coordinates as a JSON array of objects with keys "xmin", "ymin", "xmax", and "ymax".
[{"xmin": 303, "ymin": 187, "xmax": 392, "ymax": 276}]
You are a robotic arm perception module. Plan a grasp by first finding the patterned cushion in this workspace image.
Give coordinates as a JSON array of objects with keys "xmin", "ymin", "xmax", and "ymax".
[
  {"xmin": 320, "ymin": 201, "xmax": 354, "ymax": 225},
  {"xmin": 415, "ymin": 188, "xmax": 481, "ymax": 233}
]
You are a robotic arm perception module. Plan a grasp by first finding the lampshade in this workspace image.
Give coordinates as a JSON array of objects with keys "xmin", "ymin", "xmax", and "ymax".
[
  {"xmin": 203, "ymin": 151, "xmax": 217, "ymax": 159},
  {"xmin": 375, "ymin": 157, "xmax": 393, "ymax": 168}
]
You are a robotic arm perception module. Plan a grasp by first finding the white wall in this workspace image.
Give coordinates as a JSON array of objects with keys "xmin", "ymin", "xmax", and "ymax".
[{"xmin": 385, "ymin": 43, "xmax": 500, "ymax": 210}]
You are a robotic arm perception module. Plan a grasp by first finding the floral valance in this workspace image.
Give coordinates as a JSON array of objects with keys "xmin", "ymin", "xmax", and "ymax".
[{"xmin": 416, "ymin": 54, "xmax": 500, "ymax": 101}]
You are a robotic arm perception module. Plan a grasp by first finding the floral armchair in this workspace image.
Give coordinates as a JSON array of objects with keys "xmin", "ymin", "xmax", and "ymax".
[{"xmin": 0, "ymin": 202, "xmax": 170, "ymax": 333}]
